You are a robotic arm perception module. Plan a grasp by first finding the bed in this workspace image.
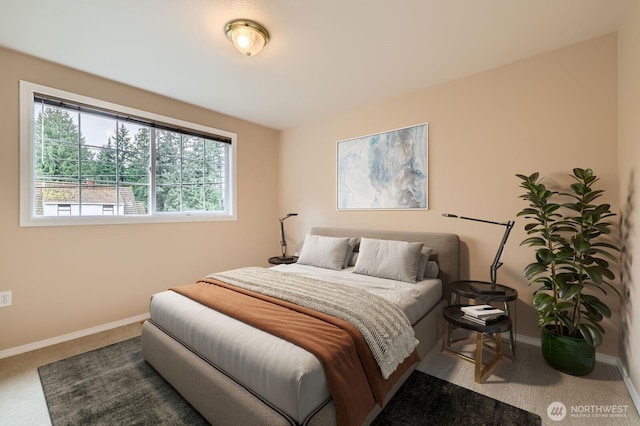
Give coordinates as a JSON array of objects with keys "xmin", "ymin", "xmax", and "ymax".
[{"xmin": 141, "ymin": 227, "xmax": 459, "ymax": 425}]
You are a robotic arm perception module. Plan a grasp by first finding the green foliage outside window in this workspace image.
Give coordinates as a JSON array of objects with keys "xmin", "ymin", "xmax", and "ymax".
[{"xmin": 34, "ymin": 105, "xmax": 226, "ymax": 215}]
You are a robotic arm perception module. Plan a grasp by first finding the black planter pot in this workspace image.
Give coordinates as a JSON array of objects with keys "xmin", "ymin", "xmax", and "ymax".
[{"xmin": 541, "ymin": 325, "xmax": 596, "ymax": 376}]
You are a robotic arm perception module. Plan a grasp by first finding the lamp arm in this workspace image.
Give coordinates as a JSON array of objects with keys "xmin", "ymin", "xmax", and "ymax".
[
  {"xmin": 489, "ymin": 220, "xmax": 515, "ymax": 285},
  {"xmin": 280, "ymin": 220, "xmax": 287, "ymax": 257},
  {"xmin": 453, "ymin": 214, "xmax": 511, "ymax": 227},
  {"xmin": 278, "ymin": 213, "xmax": 297, "ymax": 258}
]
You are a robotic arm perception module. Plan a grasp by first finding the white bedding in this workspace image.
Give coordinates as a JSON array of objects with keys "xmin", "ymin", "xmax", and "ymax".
[
  {"xmin": 271, "ymin": 264, "xmax": 441, "ymax": 325},
  {"xmin": 148, "ymin": 266, "xmax": 442, "ymax": 424}
]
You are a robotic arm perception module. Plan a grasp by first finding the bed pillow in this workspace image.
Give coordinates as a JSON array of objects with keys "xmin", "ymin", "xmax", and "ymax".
[
  {"xmin": 348, "ymin": 251, "xmax": 359, "ymax": 267},
  {"xmin": 343, "ymin": 237, "xmax": 360, "ymax": 269},
  {"xmin": 416, "ymin": 247, "xmax": 435, "ymax": 280},
  {"xmin": 297, "ymin": 235, "xmax": 351, "ymax": 270},
  {"xmin": 423, "ymin": 260, "xmax": 440, "ymax": 279},
  {"xmin": 353, "ymin": 238, "xmax": 424, "ymax": 283}
]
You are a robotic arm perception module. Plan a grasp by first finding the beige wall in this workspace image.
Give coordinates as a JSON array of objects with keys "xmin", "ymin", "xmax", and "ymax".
[
  {"xmin": 0, "ymin": 30, "xmax": 628, "ymax": 365},
  {"xmin": 0, "ymin": 47, "xmax": 280, "ymax": 351},
  {"xmin": 280, "ymin": 35, "xmax": 621, "ymax": 356},
  {"xmin": 618, "ymin": 0, "xmax": 640, "ymax": 401}
]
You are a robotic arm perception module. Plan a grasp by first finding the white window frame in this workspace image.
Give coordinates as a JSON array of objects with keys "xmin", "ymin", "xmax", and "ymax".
[{"xmin": 19, "ymin": 81, "xmax": 237, "ymax": 227}]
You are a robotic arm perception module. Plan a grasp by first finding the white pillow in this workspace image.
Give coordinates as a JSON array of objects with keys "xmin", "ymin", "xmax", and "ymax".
[
  {"xmin": 416, "ymin": 247, "xmax": 435, "ymax": 280},
  {"xmin": 297, "ymin": 235, "xmax": 350, "ymax": 270},
  {"xmin": 353, "ymin": 238, "xmax": 424, "ymax": 283}
]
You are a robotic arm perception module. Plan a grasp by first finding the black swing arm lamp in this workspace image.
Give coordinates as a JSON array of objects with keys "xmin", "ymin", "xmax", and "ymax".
[
  {"xmin": 443, "ymin": 213, "xmax": 515, "ymax": 292},
  {"xmin": 279, "ymin": 213, "xmax": 298, "ymax": 259}
]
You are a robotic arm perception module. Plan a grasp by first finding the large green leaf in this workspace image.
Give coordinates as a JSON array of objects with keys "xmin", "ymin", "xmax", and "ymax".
[
  {"xmin": 563, "ymin": 284, "xmax": 583, "ymax": 300},
  {"xmin": 558, "ymin": 314, "xmax": 575, "ymax": 333},
  {"xmin": 582, "ymin": 315, "xmax": 605, "ymax": 333},
  {"xmin": 578, "ymin": 324, "xmax": 602, "ymax": 347},
  {"xmin": 554, "ymin": 301, "xmax": 574, "ymax": 311},
  {"xmin": 517, "ymin": 208, "xmax": 542, "ymax": 217},
  {"xmin": 570, "ymin": 182, "xmax": 588, "ymax": 195},
  {"xmin": 581, "ymin": 295, "xmax": 611, "ymax": 317},
  {"xmin": 572, "ymin": 238, "xmax": 590, "ymax": 253},
  {"xmin": 587, "ymin": 265, "xmax": 614, "ymax": 281},
  {"xmin": 521, "ymin": 237, "xmax": 547, "ymax": 247},
  {"xmin": 592, "ymin": 241, "xmax": 621, "ymax": 253},
  {"xmin": 524, "ymin": 262, "xmax": 548, "ymax": 279},
  {"xmin": 535, "ymin": 249, "xmax": 555, "ymax": 263},
  {"xmin": 601, "ymin": 281, "xmax": 621, "ymax": 296},
  {"xmin": 583, "ymin": 190, "xmax": 605, "ymax": 204},
  {"xmin": 516, "ymin": 172, "xmax": 538, "ymax": 181},
  {"xmin": 582, "ymin": 309, "xmax": 604, "ymax": 323},
  {"xmin": 524, "ymin": 223, "xmax": 539, "ymax": 231},
  {"xmin": 584, "ymin": 266, "xmax": 603, "ymax": 284},
  {"xmin": 544, "ymin": 204, "xmax": 561, "ymax": 214},
  {"xmin": 533, "ymin": 292, "xmax": 555, "ymax": 310}
]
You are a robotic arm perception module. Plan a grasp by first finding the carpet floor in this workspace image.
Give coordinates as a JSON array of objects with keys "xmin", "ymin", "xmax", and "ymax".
[{"xmin": 38, "ymin": 336, "xmax": 541, "ymax": 425}]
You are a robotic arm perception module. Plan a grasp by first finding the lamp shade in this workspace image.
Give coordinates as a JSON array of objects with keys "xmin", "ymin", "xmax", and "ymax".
[{"xmin": 225, "ymin": 19, "xmax": 270, "ymax": 56}]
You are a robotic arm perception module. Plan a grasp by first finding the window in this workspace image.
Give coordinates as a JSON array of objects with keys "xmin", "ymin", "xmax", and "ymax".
[{"xmin": 20, "ymin": 81, "xmax": 236, "ymax": 226}]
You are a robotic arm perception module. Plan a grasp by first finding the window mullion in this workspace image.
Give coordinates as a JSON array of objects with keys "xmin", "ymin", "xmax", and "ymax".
[
  {"xmin": 225, "ymin": 143, "xmax": 230, "ymax": 214},
  {"xmin": 179, "ymin": 134, "xmax": 184, "ymax": 212},
  {"xmin": 77, "ymin": 110, "xmax": 82, "ymax": 217},
  {"xmin": 202, "ymin": 139, "xmax": 206, "ymax": 210},
  {"xmin": 150, "ymin": 127, "xmax": 157, "ymax": 214},
  {"xmin": 115, "ymin": 120, "xmax": 120, "ymax": 215}
]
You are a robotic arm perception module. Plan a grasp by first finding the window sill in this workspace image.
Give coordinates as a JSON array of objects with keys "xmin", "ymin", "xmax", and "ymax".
[{"xmin": 20, "ymin": 212, "xmax": 237, "ymax": 227}]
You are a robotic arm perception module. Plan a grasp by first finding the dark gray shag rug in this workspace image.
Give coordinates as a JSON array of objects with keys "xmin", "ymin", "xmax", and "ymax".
[
  {"xmin": 373, "ymin": 370, "xmax": 541, "ymax": 426},
  {"xmin": 39, "ymin": 337, "xmax": 541, "ymax": 425},
  {"xmin": 38, "ymin": 336, "xmax": 208, "ymax": 425}
]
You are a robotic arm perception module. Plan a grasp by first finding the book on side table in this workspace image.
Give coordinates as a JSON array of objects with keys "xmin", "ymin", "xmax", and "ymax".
[{"xmin": 461, "ymin": 304, "xmax": 507, "ymax": 325}]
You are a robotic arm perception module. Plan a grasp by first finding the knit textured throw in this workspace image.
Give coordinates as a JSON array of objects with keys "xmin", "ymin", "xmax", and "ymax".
[{"xmin": 209, "ymin": 267, "xmax": 418, "ymax": 379}]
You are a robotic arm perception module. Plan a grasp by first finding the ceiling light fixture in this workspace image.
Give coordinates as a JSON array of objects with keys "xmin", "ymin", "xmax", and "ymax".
[{"xmin": 224, "ymin": 19, "xmax": 270, "ymax": 57}]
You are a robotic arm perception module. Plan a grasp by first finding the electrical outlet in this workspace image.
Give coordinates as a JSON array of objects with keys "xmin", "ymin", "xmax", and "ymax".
[{"xmin": 0, "ymin": 291, "xmax": 12, "ymax": 307}]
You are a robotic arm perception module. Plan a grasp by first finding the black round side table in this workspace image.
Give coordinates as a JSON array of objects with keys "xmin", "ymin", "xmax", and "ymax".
[
  {"xmin": 442, "ymin": 304, "xmax": 512, "ymax": 383},
  {"xmin": 450, "ymin": 280, "xmax": 517, "ymax": 303},
  {"xmin": 268, "ymin": 256, "xmax": 298, "ymax": 265},
  {"xmin": 449, "ymin": 280, "xmax": 517, "ymax": 357}
]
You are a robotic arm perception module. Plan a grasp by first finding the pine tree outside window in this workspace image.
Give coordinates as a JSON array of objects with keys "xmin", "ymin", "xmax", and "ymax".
[{"xmin": 20, "ymin": 81, "xmax": 236, "ymax": 226}]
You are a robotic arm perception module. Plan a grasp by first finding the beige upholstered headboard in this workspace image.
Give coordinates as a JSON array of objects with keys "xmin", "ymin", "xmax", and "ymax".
[{"xmin": 309, "ymin": 227, "xmax": 460, "ymax": 297}]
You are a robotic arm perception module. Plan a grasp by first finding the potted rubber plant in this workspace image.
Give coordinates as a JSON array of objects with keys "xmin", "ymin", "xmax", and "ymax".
[{"xmin": 516, "ymin": 168, "xmax": 620, "ymax": 375}]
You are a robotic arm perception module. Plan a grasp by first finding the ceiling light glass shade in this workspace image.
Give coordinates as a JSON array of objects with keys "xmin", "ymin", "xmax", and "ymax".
[{"xmin": 225, "ymin": 19, "xmax": 270, "ymax": 57}]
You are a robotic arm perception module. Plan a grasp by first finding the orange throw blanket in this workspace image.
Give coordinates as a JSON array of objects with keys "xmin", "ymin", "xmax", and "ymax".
[{"xmin": 171, "ymin": 278, "xmax": 419, "ymax": 426}]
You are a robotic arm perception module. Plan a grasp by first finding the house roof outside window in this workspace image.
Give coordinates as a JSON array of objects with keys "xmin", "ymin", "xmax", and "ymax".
[{"xmin": 35, "ymin": 181, "xmax": 143, "ymax": 215}]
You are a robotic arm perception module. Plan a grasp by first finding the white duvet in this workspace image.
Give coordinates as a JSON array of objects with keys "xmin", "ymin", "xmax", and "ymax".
[
  {"xmin": 148, "ymin": 265, "xmax": 442, "ymax": 424},
  {"xmin": 271, "ymin": 264, "xmax": 441, "ymax": 325}
]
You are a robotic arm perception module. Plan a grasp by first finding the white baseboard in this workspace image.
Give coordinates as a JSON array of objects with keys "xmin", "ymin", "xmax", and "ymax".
[
  {"xmin": 513, "ymin": 332, "xmax": 541, "ymax": 349},
  {"xmin": 515, "ymin": 332, "xmax": 640, "ymax": 415},
  {"xmin": 617, "ymin": 359, "xmax": 640, "ymax": 416},
  {"xmin": 0, "ymin": 313, "xmax": 149, "ymax": 360},
  {"xmin": 514, "ymin": 332, "xmax": 617, "ymax": 365}
]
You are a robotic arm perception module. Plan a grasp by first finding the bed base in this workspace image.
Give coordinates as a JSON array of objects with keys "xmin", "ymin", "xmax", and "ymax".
[
  {"xmin": 142, "ymin": 298, "xmax": 446, "ymax": 426},
  {"xmin": 142, "ymin": 227, "xmax": 458, "ymax": 425}
]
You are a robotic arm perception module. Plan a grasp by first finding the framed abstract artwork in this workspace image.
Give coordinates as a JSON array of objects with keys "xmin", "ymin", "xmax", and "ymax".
[{"xmin": 337, "ymin": 123, "xmax": 428, "ymax": 210}]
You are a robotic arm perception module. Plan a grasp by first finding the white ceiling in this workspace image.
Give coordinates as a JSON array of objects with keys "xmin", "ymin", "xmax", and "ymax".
[{"xmin": 0, "ymin": 0, "xmax": 626, "ymax": 130}]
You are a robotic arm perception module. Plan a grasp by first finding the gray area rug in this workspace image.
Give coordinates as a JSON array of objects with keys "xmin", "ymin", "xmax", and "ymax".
[
  {"xmin": 373, "ymin": 370, "xmax": 542, "ymax": 426},
  {"xmin": 38, "ymin": 336, "xmax": 208, "ymax": 425},
  {"xmin": 39, "ymin": 336, "xmax": 541, "ymax": 425}
]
